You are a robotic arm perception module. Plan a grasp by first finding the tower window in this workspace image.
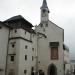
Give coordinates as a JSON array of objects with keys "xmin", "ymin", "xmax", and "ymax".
[
  {"xmin": 24, "ymin": 70, "xmax": 27, "ymax": 74},
  {"xmin": 25, "ymin": 55, "xmax": 27, "ymax": 60},
  {"xmin": 42, "ymin": 9, "xmax": 46, "ymax": 13},
  {"xmin": 11, "ymin": 56, "xmax": 14, "ymax": 62}
]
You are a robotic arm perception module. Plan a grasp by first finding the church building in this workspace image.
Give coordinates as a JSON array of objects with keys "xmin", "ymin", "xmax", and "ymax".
[
  {"xmin": 35, "ymin": 0, "xmax": 64, "ymax": 75},
  {"xmin": 0, "ymin": 0, "xmax": 65, "ymax": 75}
]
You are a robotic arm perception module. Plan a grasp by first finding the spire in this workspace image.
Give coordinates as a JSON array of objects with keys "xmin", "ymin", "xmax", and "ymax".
[
  {"xmin": 41, "ymin": 0, "xmax": 48, "ymax": 8},
  {"xmin": 40, "ymin": 0, "xmax": 49, "ymax": 22}
]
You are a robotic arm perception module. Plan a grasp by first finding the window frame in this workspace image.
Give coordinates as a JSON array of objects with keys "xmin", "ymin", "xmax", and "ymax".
[
  {"xmin": 25, "ymin": 45, "xmax": 28, "ymax": 49},
  {"xmin": 51, "ymin": 47, "xmax": 58, "ymax": 60},
  {"xmin": 32, "ymin": 48, "xmax": 34, "ymax": 51},
  {"xmin": 10, "ymin": 56, "xmax": 14, "ymax": 62},
  {"xmin": 25, "ymin": 55, "xmax": 27, "ymax": 60},
  {"xmin": 24, "ymin": 70, "xmax": 27, "ymax": 74},
  {"xmin": 32, "ymin": 56, "xmax": 34, "ymax": 61}
]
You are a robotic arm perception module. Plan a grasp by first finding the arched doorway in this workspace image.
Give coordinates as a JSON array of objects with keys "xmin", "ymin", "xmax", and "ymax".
[{"xmin": 47, "ymin": 64, "xmax": 57, "ymax": 75}]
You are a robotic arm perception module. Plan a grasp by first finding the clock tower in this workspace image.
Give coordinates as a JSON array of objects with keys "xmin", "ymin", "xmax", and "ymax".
[{"xmin": 41, "ymin": 0, "xmax": 49, "ymax": 22}]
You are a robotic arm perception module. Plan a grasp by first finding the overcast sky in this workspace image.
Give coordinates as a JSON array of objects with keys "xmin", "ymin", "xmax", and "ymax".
[{"xmin": 0, "ymin": 0, "xmax": 75, "ymax": 59}]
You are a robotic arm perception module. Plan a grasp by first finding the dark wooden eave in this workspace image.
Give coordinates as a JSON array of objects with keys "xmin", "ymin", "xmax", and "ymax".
[{"xmin": 0, "ymin": 21, "xmax": 12, "ymax": 29}]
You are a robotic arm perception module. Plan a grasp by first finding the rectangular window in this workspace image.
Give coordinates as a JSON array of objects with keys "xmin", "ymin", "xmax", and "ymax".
[
  {"xmin": 25, "ymin": 45, "xmax": 28, "ymax": 49},
  {"xmin": 32, "ymin": 56, "xmax": 34, "ymax": 61},
  {"xmin": 24, "ymin": 70, "xmax": 27, "ymax": 74},
  {"xmin": 25, "ymin": 55, "xmax": 27, "ymax": 60},
  {"xmin": 32, "ymin": 48, "xmax": 34, "ymax": 51},
  {"xmin": 11, "ymin": 56, "xmax": 14, "ymax": 61},
  {"xmin": 31, "ymin": 67, "xmax": 34, "ymax": 71},
  {"xmin": 51, "ymin": 47, "xmax": 58, "ymax": 60}
]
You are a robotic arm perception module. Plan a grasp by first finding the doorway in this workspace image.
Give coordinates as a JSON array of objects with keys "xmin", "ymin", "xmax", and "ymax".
[{"xmin": 48, "ymin": 64, "xmax": 57, "ymax": 75}]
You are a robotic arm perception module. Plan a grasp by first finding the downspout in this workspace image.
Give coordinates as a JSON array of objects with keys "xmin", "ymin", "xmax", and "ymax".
[{"xmin": 5, "ymin": 28, "xmax": 10, "ymax": 75}]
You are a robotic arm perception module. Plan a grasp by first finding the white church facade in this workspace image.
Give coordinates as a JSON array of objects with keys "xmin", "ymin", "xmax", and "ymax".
[{"xmin": 0, "ymin": 0, "xmax": 69, "ymax": 75}]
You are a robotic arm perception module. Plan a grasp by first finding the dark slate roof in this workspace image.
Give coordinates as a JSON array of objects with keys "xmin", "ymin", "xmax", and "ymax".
[
  {"xmin": 41, "ymin": 0, "xmax": 48, "ymax": 8},
  {"xmin": 3, "ymin": 15, "xmax": 33, "ymax": 27},
  {"xmin": 0, "ymin": 21, "xmax": 11, "ymax": 28}
]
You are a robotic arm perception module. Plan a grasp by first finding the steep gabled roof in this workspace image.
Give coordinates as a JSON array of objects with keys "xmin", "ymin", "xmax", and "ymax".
[
  {"xmin": 3, "ymin": 15, "xmax": 33, "ymax": 27},
  {"xmin": 41, "ymin": 0, "xmax": 48, "ymax": 8}
]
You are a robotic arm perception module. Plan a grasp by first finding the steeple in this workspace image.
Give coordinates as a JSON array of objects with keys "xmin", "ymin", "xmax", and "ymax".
[
  {"xmin": 40, "ymin": 0, "xmax": 49, "ymax": 22},
  {"xmin": 41, "ymin": 0, "xmax": 48, "ymax": 8}
]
